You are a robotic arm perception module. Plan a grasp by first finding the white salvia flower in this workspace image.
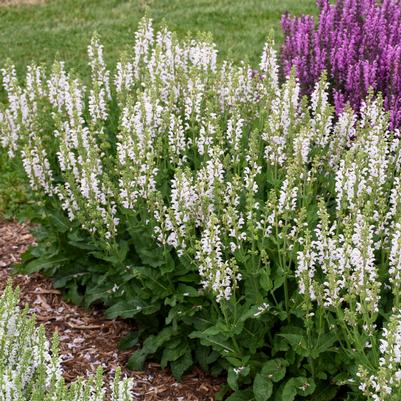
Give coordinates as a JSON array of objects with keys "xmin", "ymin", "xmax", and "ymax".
[
  {"xmin": 21, "ymin": 140, "xmax": 54, "ymax": 195},
  {"xmin": 384, "ymin": 177, "xmax": 401, "ymax": 241},
  {"xmin": 263, "ymin": 75, "xmax": 300, "ymax": 167},
  {"xmin": 293, "ymin": 127, "xmax": 312, "ymax": 164},
  {"xmin": 88, "ymin": 35, "xmax": 111, "ymax": 122},
  {"xmin": 312, "ymin": 203, "xmax": 348, "ymax": 308},
  {"xmin": 195, "ymin": 147, "xmax": 225, "ymax": 221},
  {"xmin": 168, "ymin": 113, "xmax": 187, "ymax": 165},
  {"xmin": 389, "ymin": 221, "xmax": 401, "ymax": 294},
  {"xmin": 26, "ymin": 64, "xmax": 46, "ymax": 101},
  {"xmin": 253, "ymin": 303, "xmax": 270, "ymax": 317},
  {"xmin": 243, "ymin": 161, "xmax": 262, "ymax": 195},
  {"xmin": 233, "ymin": 366, "xmax": 246, "ymax": 375},
  {"xmin": 357, "ymin": 311, "xmax": 401, "ymax": 401},
  {"xmin": 310, "ymin": 76, "xmax": 333, "ymax": 148},
  {"xmin": 335, "ymin": 157, "xmax": 368, "ymax": 213},
  {"xmin": 277, "ymin": 177, "xmax": 298, "ymax": 215},
  {"xmin": 296, "ymin": 232, "xmax": 317, "ymax": 301},
  {"xmin": 195, "ymin": 215, "xmax": 240, "ymax": 302},
  {"xmin": 0, "ymin": 109, "xmax": 19, "ymax": 158},
  {"xmin": 184, "ymin": 77, "xmax": 205, "ymax": 124},
  {"xmin": 163, "ymin": 169, "xmax": 198, "ymax": 250},
  {"xmin": 329, "ymin": 108, "xmax": 356, "ymax": 168},
  {"xmin": 259, "ymin": 40, "xmax": 279, "ymax": 93},
  {"xmin": 115, "ymin": 61, "xmax": 134, "ymax": 94},
  {"xmin": 226, "ymin": 114, "xmax": 245, "ymax": 163},
  {"xmin": 1, "ymin": 64, "xmax": 22, "ymax": 117},
  {"xmin": 88, "ymin": 35, "xmax": 111, "ymax": 99},
  {"xmin": 55, "ymin": 183, "xmax": 80, "ymax": 221},
  {"xmin": 0, "ymin": 286, "xmax": 135, "ymax": 401},
  {"xmin": 111, "ymin": 375, "xmax": 134, "ymax": 401},
  {"xmin": 89, "ymin": 87, "xmax": 108, "ymax": 122},
  {"xmin": 348, "ymin": 212, "xmax": 381, "ymax": 315},
  {"xmin": 133, "ymin": 18, "xmax": 154, "ymax": 79},
  {"xmin": 188, "ymin": 39, "xmax": 218, "ymax": 72}
]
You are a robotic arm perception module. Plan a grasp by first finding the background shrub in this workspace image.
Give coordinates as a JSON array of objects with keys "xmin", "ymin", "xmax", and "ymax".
[{"xmin": 281, "ymin": 0, "xmax": 401, "ymax": 129}]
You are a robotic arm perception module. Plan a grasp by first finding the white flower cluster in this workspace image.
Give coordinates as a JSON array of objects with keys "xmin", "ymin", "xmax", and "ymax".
[
  {"xmin": 357, "ymin": 310, "xmax": 401, "ymax": 401},
  {"xmin": 0, "ymin": 284, "xmax": 134, "ymax": 401}
]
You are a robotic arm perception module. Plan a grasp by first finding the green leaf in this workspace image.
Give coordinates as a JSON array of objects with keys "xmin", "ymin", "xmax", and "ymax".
[
  {"xmin": 253, "ymin": 374, "xmax": 273, "ymax": 401},
  {"xmin": 282, "ymin": 379, "xmax": 297, "ymax": 401},
  {"xmin": 310, "ymin": 384, "xmax": 338, "ymax": 401},
  {"xmin": 311, "ymin": 332, "xmax": 337, "ymax": 358},
  {"xmin": 161, "ymin": 341, "xmax": 189, "ymax": 368},
  {"xmin": 170, "ymin": 351, "xmax": 193, "ymax": 380},
  {"xmin": 259, "ymin": 269, "xmax": 272, "ymax": 291},
  {"xmin": 282, "ymin": 377, "xmax": 316, "ymax": 401},
  {"xmin": 48, "ymin": 210, "xmax": 69, "ymax": 233},
  {"xmin": 226, "ymin": 388, "xmax": 254, "ymax": 401},
  {"xmin": 297, "ymin": 377, "xmax": 316, "ymax": 396},
  {"xmin": 228, "ymin": 368, "xmax": 239, "ymax": 391},
  {"xmin": 127, "ymin": 327, "xmax": 175, "ymax": 370},
  {"xmin": 177, "ymin": 284, "xmax": 199, "ymax": 298},
  {"xmin": 129, "ymin": 227, "xmax": 165, "ymax": 267},
  {"xmin": 272, "ymin": 336, "xmax": 289, "ymax": 355},
  {"xmin": 261, "ymin": 359, "xmax": 288, "ymax": 383},
  {"xmin": 278, "ymin": 333, "xmax": 309, "ymax": 357},
  {"xmin": 19, "ymin": 256, "xmax": 68, "ymax": 274},
  {"xmin": 105, "ymin": 299, "xmax": 159, "ymax": 319},
  {"xmin": 118, "ymin": 331, "xmax": 140, "ymax": 350}
]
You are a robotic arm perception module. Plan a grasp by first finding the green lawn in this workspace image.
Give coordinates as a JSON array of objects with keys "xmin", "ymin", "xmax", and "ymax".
[{"xmin": 0, "ymin": 0, "xmax": 317, "ymax": 78}]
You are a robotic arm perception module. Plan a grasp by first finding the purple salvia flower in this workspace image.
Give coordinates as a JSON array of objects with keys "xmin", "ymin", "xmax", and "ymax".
[{"xmin": 281, "ymin": 0, "xmax": 401, "ymax": 129}]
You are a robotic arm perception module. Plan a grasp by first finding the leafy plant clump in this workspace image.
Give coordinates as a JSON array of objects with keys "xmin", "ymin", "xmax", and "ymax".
[
  {"xmin": 3, "ymin": 17, "xmax": 401, "ymax": 401},
  {"xmin": 0, "ymin": 284, "xmax": 134, "ymax": 401},
  {"xmin": 281, "ymin": 0, "xmax": 401, "ymax": 129}
]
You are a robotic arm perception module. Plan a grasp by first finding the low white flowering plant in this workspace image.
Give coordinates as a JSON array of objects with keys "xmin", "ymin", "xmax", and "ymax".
[
  {"xmin": 3, "ymin": 17, "xmax": 401, "ymax": 401},
  {"xmin": 0, "ymin": 283, "xmax": 134, "ymax": 401}
]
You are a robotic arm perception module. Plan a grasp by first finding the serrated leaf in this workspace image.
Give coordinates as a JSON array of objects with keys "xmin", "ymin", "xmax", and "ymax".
[{"xmin": 253, "ymin": 374, "xmax": 273, "ymax": 401}]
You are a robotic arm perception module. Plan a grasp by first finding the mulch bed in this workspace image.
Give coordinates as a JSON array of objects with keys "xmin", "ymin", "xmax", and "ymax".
[{"xmin": 0, "ymin": 219, "xmax": 222, "ymax": 401}]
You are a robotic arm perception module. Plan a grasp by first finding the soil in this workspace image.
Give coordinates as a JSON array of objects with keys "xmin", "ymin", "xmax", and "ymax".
[{"xmin": 0, "ymin": 219, "xmax": 222, "ymax": 401}]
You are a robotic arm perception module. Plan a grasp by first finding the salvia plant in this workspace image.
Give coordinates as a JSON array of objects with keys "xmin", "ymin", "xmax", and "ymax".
[
  {"xmin": 0, "ymin": 284, "xmax": 134, "ymax": 401},
  {"xmin": 3, "ymin": 17, "xmax": 401, "ymax": 401},
  {"xmin": 281, "ymin": 0, "xmax": 401, "ymax": 129}
]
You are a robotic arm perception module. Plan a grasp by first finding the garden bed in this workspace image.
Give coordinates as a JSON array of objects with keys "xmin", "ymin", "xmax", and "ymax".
[{"xmin": 0, "ymin": 219, "xmax": 221, "ymax": 401}]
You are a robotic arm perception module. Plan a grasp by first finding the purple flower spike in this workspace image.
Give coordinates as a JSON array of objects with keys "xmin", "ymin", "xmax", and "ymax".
[{"xmin": 281, "ymin": 0, "xmax": 401, "ymax": 130}]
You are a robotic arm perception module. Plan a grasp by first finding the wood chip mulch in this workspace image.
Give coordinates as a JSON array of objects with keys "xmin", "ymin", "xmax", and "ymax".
[{"xmin": 0, "ymin": 219, "xmax": 223, "ymax": 401}]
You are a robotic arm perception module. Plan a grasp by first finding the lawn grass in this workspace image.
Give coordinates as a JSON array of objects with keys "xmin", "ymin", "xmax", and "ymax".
[{"xmin": 0, "ymin": 0, "xmax": 317, "ymax": 78}]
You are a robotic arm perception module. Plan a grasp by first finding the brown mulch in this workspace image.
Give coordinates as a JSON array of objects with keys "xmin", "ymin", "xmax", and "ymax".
[{"xmin": 0, "ymin": 219, "xmax": 222, "ymax": 401}]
